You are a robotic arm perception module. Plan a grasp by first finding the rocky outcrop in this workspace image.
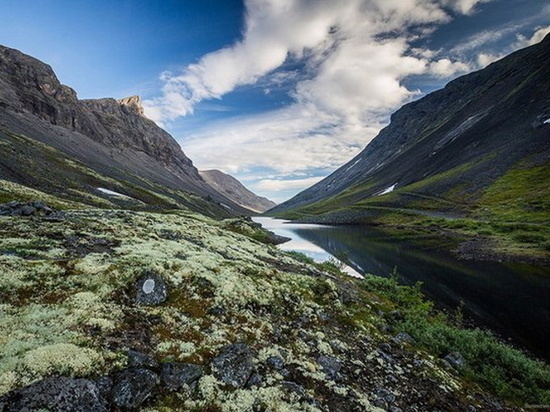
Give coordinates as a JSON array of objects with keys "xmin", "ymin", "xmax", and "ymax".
[
  {"xmin": 0, "ymin": 200, "xmax": 56, "ymax": 217},
  {"xmin": 211, "ymin": 343, "xmax": 256, "ymax": 388},
  {"xmin": 0, "ymin": 44, "xmax": 249, "ymax": 214},
  {"xmin": 200, "ymin": 169, "xmax": 277, "ymax": 213},
  {"xmin": 0, "ymin": 377, "xmax": 108, "ymax": 412}
]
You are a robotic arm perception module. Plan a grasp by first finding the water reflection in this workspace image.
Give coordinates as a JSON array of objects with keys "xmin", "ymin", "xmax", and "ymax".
[{"xmin": 254, "ymin": 217, "xmax": 550, "ymax": 361}]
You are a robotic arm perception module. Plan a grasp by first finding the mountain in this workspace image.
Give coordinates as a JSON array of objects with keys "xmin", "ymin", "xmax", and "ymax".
[
  {"xmin": 270, "ymin": 35, "xmax": 550, "ymax": 227},
  {"xmin": 200, "ymin": 169, "xmax": 276, "ymax": 213},
  {"xmin": 0, "ymin": 44, "xmax": 249, "ymax": 216}
]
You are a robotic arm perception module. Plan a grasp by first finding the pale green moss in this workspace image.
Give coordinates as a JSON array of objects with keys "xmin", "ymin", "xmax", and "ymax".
[
  {"xmin": 0, "ymin": 179, "xmax": 86, "ymax": 209},
  {"xmin": 23, "ymin": 343, "xmax": 104, "ymax": 376}
]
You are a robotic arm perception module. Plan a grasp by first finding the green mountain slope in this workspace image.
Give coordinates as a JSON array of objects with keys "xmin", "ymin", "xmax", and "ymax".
[{"xmin": 270, "ymin": 35, "xmax": 550, "ymax": 261}]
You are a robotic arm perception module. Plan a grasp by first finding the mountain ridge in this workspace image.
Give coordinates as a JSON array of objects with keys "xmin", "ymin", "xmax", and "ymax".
[
  {"xmin": 0, "ymin": 44, "xmax": 250, "ymax": 215},
  {"xmin": 200, "ymin": 169, "xmax": 276, "ymax": 213},
  {"xmin": 270, "ymin": 35, "xmax": 550, "ymax": 222}
]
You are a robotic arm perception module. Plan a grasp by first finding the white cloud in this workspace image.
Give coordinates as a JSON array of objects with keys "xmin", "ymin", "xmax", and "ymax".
[
  {"xmin": 475, "ymin": 52, "xmax": 499, "ymax": 67},
  {"xmin": 145, "ymin": 0, "xmax": 490, "ymax": 124},
  {"xmin": 471, "ymin": 24, "xmax": 550, "ymax": 69},
  {"xmin": 178, "ymin": 105, "xmax": 379, "ymax": 175},
  {"xmin": 442, "ymin": 0, "xmax": 492, "ymax": 15},
  {"xmin": 514, "ymin": 24, "xmax": 550, "ymax": 48},
  {"xmin": 428, "ymin": 58, "xmax": 471, "ymax": 77},
  {"xmin": 254, "ymin": 177, "xmax": 325, "ymax": 192},
  {"xmin": 143, "ymin": 0, "xmax": 498, "ymax": 201}
]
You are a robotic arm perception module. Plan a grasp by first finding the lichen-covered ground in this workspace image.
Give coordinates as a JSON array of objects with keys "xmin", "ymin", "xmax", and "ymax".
[{"xmin": 0, "ymin": 209, "xmax": 520, "ymax": 411}]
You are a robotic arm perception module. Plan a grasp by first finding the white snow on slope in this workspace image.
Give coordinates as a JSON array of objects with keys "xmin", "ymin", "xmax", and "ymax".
[
  {"xmin": 345, "ymin": 159, "xmax": 361, "ymax": 172},
  {"xmin": 377, "ymin": 183, "xmax": 397, "ymax": 196},
  {"xmin": 97, "ymin": 187, "xmax": 134, "ymax": 199}
]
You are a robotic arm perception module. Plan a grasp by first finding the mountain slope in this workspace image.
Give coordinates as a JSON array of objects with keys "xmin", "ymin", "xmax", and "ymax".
[
  {"xmin": 200, "ymin": 169, "xmax": 276, "ymax": 213},
  {"xmin": 270, "ymin": 35, "xmax": 550, "ymax": 226},
  {"xmin": 0, "ymin": 44, "xmax": 249, "ymax": 215}
]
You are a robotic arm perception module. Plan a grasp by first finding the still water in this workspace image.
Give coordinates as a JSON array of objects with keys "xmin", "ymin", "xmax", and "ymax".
[{"xmin": 253, "ymin": 217, "xmax": 550, "ymax": 362}]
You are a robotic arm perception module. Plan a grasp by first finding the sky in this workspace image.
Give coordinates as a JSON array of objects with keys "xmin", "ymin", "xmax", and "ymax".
[{"xmin": 0, "ymin": 0, "xmax": 549, "ymax": 203}]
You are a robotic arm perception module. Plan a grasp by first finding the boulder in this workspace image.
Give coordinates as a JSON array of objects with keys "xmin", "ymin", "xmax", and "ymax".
[
  {"xmin": 0, "ymin": 376, "xmax": 107, "ymax": 412},
  {"xmin": 391, "ymin": 332, "xmax": 415, "ymax": 345},
  {"xmin": 160, "ymin": 362, "xmax": 203, "ymax": 391},
  {"xmin": 135, "ymin": 271, "xmax": 168, "ymax": 305},
  {"xmin": 0, "ymin": 200, "xmax": 56, "ymax": 217},
  {"xmin": 266, "ymin": 355, "xmax": 285, "ymax": 370},
  {"xmin": 443, "ymin": 352, "xmax": 467, "ymax": 370},
  {"xmin": 212, "ymin": 343, "xmax": 255, "ymax": 389},
  {"xmin": 111, "ymin": 368, "xmax": 158, "ymax": 410},
  {"xmin": 127, "ymin": 350, "xmax": 159, "ymax": 370},
  {"xmin": 316, "ymin": 355, "xmax": 342, "ymax": 380}
]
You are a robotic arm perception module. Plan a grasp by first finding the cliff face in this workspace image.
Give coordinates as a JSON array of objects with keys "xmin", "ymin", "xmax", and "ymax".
[
  {"xmin": 200, "ymin": 169, "xmax": 277, "ymax": 213},
  {"xmin": 0, "ymin": 44, "xmax": 249, "ymax": 214},
  {"xmin": 271, "ymin": 35, "xmax": 550, "ymax": 219}
]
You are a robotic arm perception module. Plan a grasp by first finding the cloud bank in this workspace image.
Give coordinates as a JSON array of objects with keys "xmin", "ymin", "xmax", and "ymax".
[
  {"xmin": 142, "ymin": 0, "xmax": 546, "ymax": 200},
  {"xmin": 145, "ymin": 0, "xmax": 482, "ymax": 123}
]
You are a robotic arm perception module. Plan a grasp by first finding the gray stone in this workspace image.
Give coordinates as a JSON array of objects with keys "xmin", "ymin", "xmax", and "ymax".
[
  {"xmin": 378, "ymin": 343, "xmax": 392, "ymax": 353},
  {"xmin": 0, "ymin": 201, "xmax": 57, "ymax": 218},
  {"xmin": 374, "ymin": 387, "xmax": 396, "ymax": 403},
  {"xmin": 0, "ymin": 376, "xmax": 107, "ymax": 412},
  {"xmin": 266, "ymin": 355, "xmax": 285, "ymax": 370},
  {"xmin": 245, "ymin": 372, "xmax": 263, "ymax": 389},
  {"xmin": 135, "ymin": 271, "xmax": 168, "ymax": 305},
  {"xmin": 281, "ymin": 381, "xmax": 306, "ymax": 397},
  {"xmin": 111, "ymin": 368, "xmax": 158, "ymax": 410},
  {"xmin": 443, "ymin": 352, "xmax": 466, "ymax": 370},
  {"xmin": 391, "ymin": 332, "xmax": 415, "ymax": 345},
  {"xmin": 161, "ymin": 362, "xmax": 203, "ymax": 391},
  {"xmin": 94, "ymin": 376, "xmax": 113, "ymax": 400},
  {"xmin": 207, "ymin": 305, "xmax": 226, "ymax": 316},
  {"xmin": 20, "ymin": 205, "xmax": 36, "ymax": 216},
  {"xmin": 127, "ymin": 350, "xmax": 159, "ymax": 369},
  {"xmin": 212, "ymin": 343, "xmax": 255, "ymax": 389},
  {"xmin": 316, "ymin": 355, "xmax": 342, "ymax": 380}
]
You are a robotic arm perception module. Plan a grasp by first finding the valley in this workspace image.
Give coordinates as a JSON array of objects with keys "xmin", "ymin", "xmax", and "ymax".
[{"xmin": 0, "ymin": 18, "xmax": 549, "ymax": 412}]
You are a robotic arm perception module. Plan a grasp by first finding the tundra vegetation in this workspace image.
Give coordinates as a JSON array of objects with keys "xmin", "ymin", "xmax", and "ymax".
[{"xmin": 0, "ymin": 181, "xmax": 549, "ymax": 411}]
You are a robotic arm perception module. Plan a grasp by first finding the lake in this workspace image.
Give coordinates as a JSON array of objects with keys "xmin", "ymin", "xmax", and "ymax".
[{"xmin": 253, "ymin": 217, "xmax": 550, "ymax": 362}]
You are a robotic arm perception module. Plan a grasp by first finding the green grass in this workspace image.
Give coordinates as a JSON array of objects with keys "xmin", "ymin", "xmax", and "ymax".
[
  {"xmin": 477, "ymin": 163, "xmax": 550, "ymax": 224},
  {"xmin": 361, "ymin": 273, "xmax": 550, "ymax": 405}
]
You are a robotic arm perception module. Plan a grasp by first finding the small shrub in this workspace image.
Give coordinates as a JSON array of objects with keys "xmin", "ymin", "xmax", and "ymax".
[
  {"xmin": 286, "ymin": 251, "xmax": 315, "ymax": 265},
  {"xmin": 361, "ymin": 271, "xmax": 550, "ymax": 405}
]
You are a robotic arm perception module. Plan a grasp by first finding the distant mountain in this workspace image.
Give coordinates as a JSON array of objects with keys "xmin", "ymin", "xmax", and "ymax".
[
  {"xmin": 271, "ymin": 35, "xmax": 550, "ymax": 224},
  {"xmin": 0, "ymin": 44, "xmax": 249, "ymax": 216},
  {"xmin": 200, "ymin": 169, "xmax": 276, "ymax": 213}
]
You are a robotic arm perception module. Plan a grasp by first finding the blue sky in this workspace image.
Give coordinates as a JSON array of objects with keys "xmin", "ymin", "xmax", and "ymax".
[{"xmin": 1, "ymin": 0, "xmax": 549, "ymax": 203}]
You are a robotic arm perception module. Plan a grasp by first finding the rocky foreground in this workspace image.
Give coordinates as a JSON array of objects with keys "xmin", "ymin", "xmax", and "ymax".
[{"xmin": 0, "ymin": 204, "xmax": 543, "ymax": 411}]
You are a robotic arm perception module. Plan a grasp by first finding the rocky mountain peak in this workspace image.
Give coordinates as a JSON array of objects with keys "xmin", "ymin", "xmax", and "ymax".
[
  {"xmin": 200, "ymin": 169, "xmax": 277, "ymax": 213},
  {"xmin": 117, "ymin": 95, "xmax": 145, "ymax": 116},
  {"xmin": 0, "ymin": 45, "xmax": 77, "ymax": 104},
  {"xmin": 0, "ymin": 44, "xmax": 251, "ymax": 214}
]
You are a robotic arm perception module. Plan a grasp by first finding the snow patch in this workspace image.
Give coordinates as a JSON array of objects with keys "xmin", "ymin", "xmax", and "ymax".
[
  {"xmin": 544, "ymin": 118, "xmax": 550, "ymax": 124},
  {"xmin": 377, "ymin": 184, "xmax": 397, "ymax": 196},
  {"xmin": 345, "ymin": 159, "xmax": 361, "ymax": 172},
  {"xmin": 97, "ymin": 187, "xmax": 133, "ymax": 199}
]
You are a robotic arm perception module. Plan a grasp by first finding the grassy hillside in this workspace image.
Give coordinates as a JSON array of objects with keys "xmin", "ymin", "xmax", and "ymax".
[
  {"xmin": 273, "ymin": 158, "xmax": 550, "ymax": 263},
  {"xmin": 0, "ymin": 129, "xmax": 234, "ymax": 218}
]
